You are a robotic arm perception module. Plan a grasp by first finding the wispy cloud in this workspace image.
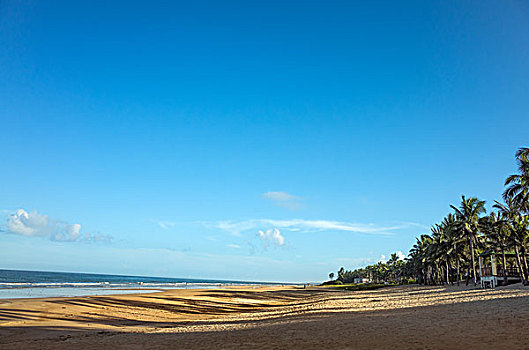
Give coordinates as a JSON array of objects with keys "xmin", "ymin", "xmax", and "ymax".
[
  {"xmin": 203, "ymin": 220, "xmax": 258, "ymax": 236},
  {"xmin": 334, "ymin": 256, "xmax": 380, "ymax": 267},
  {"xmin": 4, "ymin": 209, "xmax": 111, "ymax": 243},
  {"xmin": 200, "ymin": 218, "xmax": 415, "ymax": 249},
  {"xmin": 157, "ymin": 221, "xmax": 176, "ymax": 230},
  {"xmin": 227, "ymin": 243, "xmax": 241, "ymax": 249},
  {"xmin": 262, "ymin": 191, "xmax": 302, "ymax": 210},
  {"xmin": 206, "ymin": 218, "xmax": 410, "ymax": 236}
]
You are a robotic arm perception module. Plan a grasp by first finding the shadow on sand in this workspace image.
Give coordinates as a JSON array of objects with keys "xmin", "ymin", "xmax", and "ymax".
[{"xmin": 2, "ymin": 287, "xmax": 529, "ymax": 349}]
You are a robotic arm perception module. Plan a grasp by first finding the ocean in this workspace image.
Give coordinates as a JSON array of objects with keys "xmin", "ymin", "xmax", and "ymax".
[{"xmin": 0, "ymin": 269, "xmax": 276, "ymax": 299}]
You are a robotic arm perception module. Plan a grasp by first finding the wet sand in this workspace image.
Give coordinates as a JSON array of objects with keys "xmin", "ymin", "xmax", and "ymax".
[{"xmin": 1, "ymin": 284, "xmax": 529, "ymax": 349}]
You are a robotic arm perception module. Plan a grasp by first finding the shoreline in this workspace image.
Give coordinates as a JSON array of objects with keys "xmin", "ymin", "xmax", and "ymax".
[
  {"xmin": 2, "ymin": 284, "xmax": 529, "ymax": 349},
  {"xmin": 0, "ymin": 283, "xmax": 290, "ymax": 300}
]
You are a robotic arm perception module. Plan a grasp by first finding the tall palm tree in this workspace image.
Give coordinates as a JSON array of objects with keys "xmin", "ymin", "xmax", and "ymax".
[
  {"xmin": 481, "ymin": 211, "xmax": 510, "ymax": 286},
  {"xmin": 388, "ymin": 253, "xmax": 399, "ymax": 265},
  {"xmin": 337, "ymin": 267, "xmax": 345, "ymax": 282},
  {"xmin": 376, "ymin": 261, "xmax": 389, "ymax": 283},
  {"xmin": 504, "ymin": 147, "xmax": 529, "ymax": 213},
  {"xmin": 441, "ymin": 213, "xmax": 464, "ymax": 285},
  {"xmin": 409, "ymin": 234, "xmax": 433, "ymax": 284},
  {"xmin": 494, "ymin": 198, "xmax": 529, "ymax": 284},
  {"xmin": 510, "ymin": 214, "xmax": 529, "ymax": 284},
  {"xmin": 388, "ymin": 253, "xmax": 399, "ymax": 282},
  {"xmin": 429, "ymin": 224, "xmax": 451, "ymax": 284},
  {"xmin": 451, "ymin": 195, "xmax": 486, "ymax": 285}
]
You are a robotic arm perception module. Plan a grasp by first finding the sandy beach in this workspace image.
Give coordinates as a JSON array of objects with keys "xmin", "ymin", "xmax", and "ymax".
[{"xmin": 2, "ymin": 284, "xmax": 529, "ymax": 349}]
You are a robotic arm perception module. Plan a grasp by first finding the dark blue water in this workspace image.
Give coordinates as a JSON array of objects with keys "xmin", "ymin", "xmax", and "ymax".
[{"xmin": 0, "ymin": 269, "xmax": 276, "ymax": 299}]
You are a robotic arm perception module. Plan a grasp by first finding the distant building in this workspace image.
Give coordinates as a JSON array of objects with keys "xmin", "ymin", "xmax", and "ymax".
[
  {"xmin": 353, "ymin": 277, "xmax": 370, "ymax": 284},
  {"xmin": 479, "ymin": 250, "xmax": 521, "ymax": 288}
]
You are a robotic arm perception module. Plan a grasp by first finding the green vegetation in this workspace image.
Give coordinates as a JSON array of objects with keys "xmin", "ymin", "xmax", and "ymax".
[
  {"xmin": 321, "ymin": 282, "xmax": 390, "ymax": 291},
  {"xmin": 326, "ymin": 147, "xmax": 529, "ymax": 287}
]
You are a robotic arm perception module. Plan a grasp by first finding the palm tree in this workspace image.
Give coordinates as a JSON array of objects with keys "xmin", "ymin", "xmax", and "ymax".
[
  {"xmin": 337, "ymin": 267, "xmax": 345, "ymax": 282},
  {"xmin": 374, "ymin": 261, "xmax": 389, "ymax": 283},
  {"xmin": 388, "ymin": 253, "xmax": 399, "ymax": 266},
  {"xmin": 504, "ymin": 147, "xmax": 529, "ymax": 212},
  {"xmin": 481, "ymin": 211, "xmax": 510, "ymax": 286},
  {"xmin": 431, "ymin": 215, "xmax": 464, "ymax": 285},
  {"xmin": 409, "ymin": 234, "xmax": 432, "ymax": 284},
  {"xmin": 494, "ymin": 198, "xmax": 529, "ymax": 284},
  {"xmin": 510, "ymin": 214, "xmax": 529, "ymax": 284},
  {"xmin": 388, "ymin": 253, "xmax": 399, "ymax": 282},
  {"xmin": 441, "ymin": 213, "xmax": 464, "ymax": 285},
  {"xmin": 429, "ymin": 224, "xmax": 449, "ymax": 284},
  {"xmin": 451, "ymin": 195, "xmax": 486, "ymax": 285}
]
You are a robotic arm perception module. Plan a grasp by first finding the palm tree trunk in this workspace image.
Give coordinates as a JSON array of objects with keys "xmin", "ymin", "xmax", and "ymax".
[
  {"xmin": 522, "ymin": 250, "xmax": 529, "ymax": 285},
  {"xmin": 514, "ymin": 245, "xmax": 526, "ymax": 285},
  {"xmin": 445, "ymin": 258, "xmax": 450, "ymax": 285},
  {"xmin": 501, "ymin": 248, "xmax": 508, "ymax": 286},
  {"xmin": 429, "ymin": 265, "xmax": 433, "ymax": 285},
  {"xmin": 456, "ymin": 255, "xmax": 460, "ymax": 286},
  {"xmin": 469, "ymin": 236, "xmax": 477, "ymax": 285},
  {"xmin": 428, "ymin": 266, "xmax": 432, "ymax": 285}
]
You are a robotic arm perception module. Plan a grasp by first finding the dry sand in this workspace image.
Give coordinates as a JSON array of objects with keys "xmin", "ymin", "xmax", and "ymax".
[{"xmin": 2, "ymin": 284, "xmax": 529, "ymax": 349}]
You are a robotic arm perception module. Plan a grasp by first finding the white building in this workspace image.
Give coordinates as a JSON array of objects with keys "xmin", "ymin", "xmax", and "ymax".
[{"xmin": 353, "ymin": 277, "xmax": 370, "ymax": 284}]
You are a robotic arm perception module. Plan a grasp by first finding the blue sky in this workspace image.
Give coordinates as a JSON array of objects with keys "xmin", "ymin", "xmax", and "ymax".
[{"xmin": 1, "ymin": 1, "xmax": 528, "ymax": 282}]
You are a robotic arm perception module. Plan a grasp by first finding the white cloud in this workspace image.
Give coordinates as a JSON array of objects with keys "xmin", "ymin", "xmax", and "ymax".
[
  {"xmin": 379, "ymin": 251, "xmax": 406, "ymax": 263},
  {"xmin": 257, "ymin": 228, "xmax": 285, "ymax": 247},
  {"xmin": 227, "ymin": 243, "xmax": 241, "ymax": 249},
  {"xmin": 396, "ymin": 251, "xmax": 406, "ymax": 260},
  {"xmin": 5, "ymin": 209, "xmax": 110, "ymax": 243},
  {"xmin": 262, "ymin": 191, "xmax": 302, "ymax": 210},
  {"xmin": 206, "ymin": 218, "xmax": 409, "ymax": 236}
]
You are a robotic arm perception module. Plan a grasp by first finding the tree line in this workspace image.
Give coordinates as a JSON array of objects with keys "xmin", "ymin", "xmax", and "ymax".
[{"xmin": 328, "ymin": 147, "xmax": 529, "ymax": 286}]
